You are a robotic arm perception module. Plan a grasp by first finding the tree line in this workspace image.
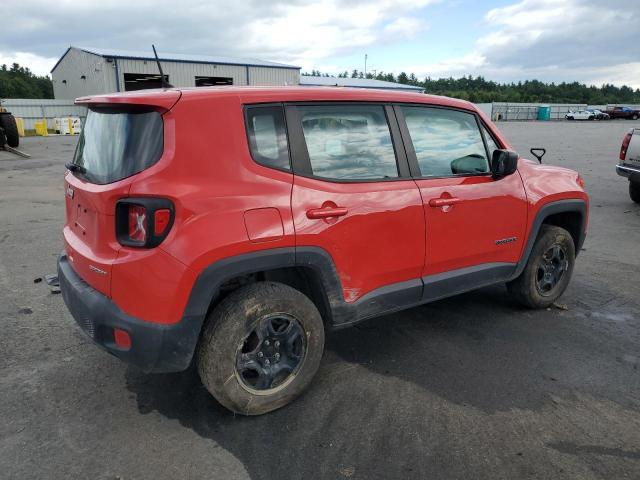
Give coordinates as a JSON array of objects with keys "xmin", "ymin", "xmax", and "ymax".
[
  {"xmin": 0, "ymin": 63, "xmax": 54, "ymax": 99},
  {"xmin": 303, "ymin": 69, "xmax": 640, "ymax": 105}
]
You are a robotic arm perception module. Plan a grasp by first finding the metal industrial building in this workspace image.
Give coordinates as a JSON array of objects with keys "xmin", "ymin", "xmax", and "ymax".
[
  {"xmin": 50, "ymin": 46, "xmax": 424, "ymax": 99},
  {"xmin": 51, "ymin": 47, "xmax": 300, "ymax": 99}
]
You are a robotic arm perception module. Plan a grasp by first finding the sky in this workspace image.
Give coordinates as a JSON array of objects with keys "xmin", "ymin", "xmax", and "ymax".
[{"xmin": 1, "ymin": 0, "xmax": 639, "ymax": 88}]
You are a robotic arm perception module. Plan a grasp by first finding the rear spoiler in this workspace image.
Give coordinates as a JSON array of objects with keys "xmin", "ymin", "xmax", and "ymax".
[{"xmin": 75, "ymin": 89, "xmax": 182, "ymax": 113}]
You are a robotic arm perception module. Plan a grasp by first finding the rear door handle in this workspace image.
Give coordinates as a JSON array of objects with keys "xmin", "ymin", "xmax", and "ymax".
[
  {"xmin": 428, "ymin": 197, "xmax": 462, "ymax": 207},
  {"xmin": 306, "ymin": 206, "xmax": 349, "ymax": 219}
]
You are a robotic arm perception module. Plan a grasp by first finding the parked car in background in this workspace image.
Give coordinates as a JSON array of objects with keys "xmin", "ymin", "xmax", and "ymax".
[
  {"xmin": 586, "ymin": 108, "xmax": 610, "ymax": 120},
  {"xmin": 606, "ymin": 106, "xmax": 640, "ymax": 120},
  {"xmin": 566, "ymin": 110, "xmax": 595, "ymax": 121},
  {"xmin": 58, "ymin": 86, "xmax": 589, "ymax": 415},
  {"xmin": 617, "ymin": 128, "xmax": 640, "ymax": 203}
]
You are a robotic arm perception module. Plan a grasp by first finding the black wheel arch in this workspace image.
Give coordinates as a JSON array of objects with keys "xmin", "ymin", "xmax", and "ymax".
[
  {"xmin": 184, "ymin": 247, "xmax": 344, "ymax": 331},
  {"xmin": 511, "ymin": 199, "xmax": 587, "ymax": 280}
]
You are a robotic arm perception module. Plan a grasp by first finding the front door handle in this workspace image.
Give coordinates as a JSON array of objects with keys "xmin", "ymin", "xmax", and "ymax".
[
  {"xmin": 306, "ymin": 206, "xmax": 349, "ymax": 219},
  {"xmin": 428, "ymin": 197, "xmax": 462, "ymax": 207}
]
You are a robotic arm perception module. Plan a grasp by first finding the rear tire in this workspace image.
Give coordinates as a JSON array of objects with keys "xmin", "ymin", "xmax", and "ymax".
[
  {"xmin": 0, "ymin": 114, "xmax": 20, "ymax": 147},
  {"xmin": 507, "ymin": 225, "xmax": 575, "ymax": 308},
  {"xmin": 630, "ymin": 181, "xmax": 640, "ymax": 204},
  {"xmin": 633, "ymin": 114, "xmax": 639, "ymax": 120},
  {"xmin": 197, "ymin": 281, "xmax": 325, "ymax": 415}
]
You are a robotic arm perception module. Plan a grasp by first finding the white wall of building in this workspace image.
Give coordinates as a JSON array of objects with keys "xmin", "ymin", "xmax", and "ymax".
[{"xmin": 51, "ymin": 48, "xmax": 113, "ymax": 100}]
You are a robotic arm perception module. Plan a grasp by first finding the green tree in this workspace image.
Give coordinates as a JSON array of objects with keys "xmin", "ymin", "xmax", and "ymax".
[{"xmin": 0, "ymin": 63, "xmax": 53, "ymax": 99}]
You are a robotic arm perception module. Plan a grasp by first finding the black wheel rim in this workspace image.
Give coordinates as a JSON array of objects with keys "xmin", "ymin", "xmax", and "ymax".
[
  {"xmin": 235, "ymin": 314, "xmax": 307, "ymax": 393},
  {"xmin": 535, "ymin": 245, "xmax": 569, "ymax": 296}
]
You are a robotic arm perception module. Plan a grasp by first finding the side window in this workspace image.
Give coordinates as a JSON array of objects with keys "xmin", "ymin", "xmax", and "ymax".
[
  {"xmin": 481, "ymin": 125, "xmax": 500, "ymax": 159},
  {"xmin": 245, "ymin": 106, "xmax": 290, "ymax": 171},
  {"xmin": 297, "ymin": 104, "xmax": 398, "ymax": 180},
  {"xmin": 401, "ymin": 106, "xmax": 490, "ymax": 177}
]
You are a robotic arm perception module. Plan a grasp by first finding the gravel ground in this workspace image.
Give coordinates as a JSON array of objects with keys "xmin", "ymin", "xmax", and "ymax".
[{"xmin": 1, "ymin": 120, "xmax": 639, "ymax": 480}]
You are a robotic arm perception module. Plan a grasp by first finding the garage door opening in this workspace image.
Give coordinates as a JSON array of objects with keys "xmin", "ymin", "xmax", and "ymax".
[
  {"xmin": 124, "ymin": 73, "xmax": 170, "ymax": 91},
  {"xmin": 195, "ymin": 76, "xmax": 233, "ymax": 87}
]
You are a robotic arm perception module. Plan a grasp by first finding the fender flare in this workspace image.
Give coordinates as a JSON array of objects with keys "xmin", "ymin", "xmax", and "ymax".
[
  {"xmin": 511, "ymin": 199, "xmax": 587, "ymax": 280},
  {"xmin": 183, "ymin": 246, "xmax": 345, "ymax": 323}
]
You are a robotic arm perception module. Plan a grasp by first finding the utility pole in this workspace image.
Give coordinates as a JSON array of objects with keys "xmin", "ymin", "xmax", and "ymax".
[{"xmin": 364, "ymin": 54, "xmax": 368, "ymax": 77}]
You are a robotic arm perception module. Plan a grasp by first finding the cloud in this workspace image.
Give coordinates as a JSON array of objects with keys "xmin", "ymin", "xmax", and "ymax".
[
  {"xmin": 398, "ymin": 0, "xmax": 640, "ymax": 88},
  {"xmin": 2, "ymin": 0, "xmax": 639, "ymax": 87},
  {"xmin": 0, "ymin": 51, "xmax": 58, "ymax": 76},
  {"xmin": 0, "ymin": 0, "xmax": 437, "ymax": 75}
]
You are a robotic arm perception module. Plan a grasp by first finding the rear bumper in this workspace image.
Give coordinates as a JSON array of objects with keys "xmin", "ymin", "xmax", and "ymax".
[
  {"xmin": 616, "ymin": 164, "xmax": 640, "ymax": 181},
  {"xmin": 58, "ymin": 252, "xmax": 202, "ymax": 373}
]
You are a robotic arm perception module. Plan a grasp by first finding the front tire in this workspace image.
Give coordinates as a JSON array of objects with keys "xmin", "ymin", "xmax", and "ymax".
[
  {"xmin": 507, "ymin": 225, "xmax": 575, "ymax": 308},
  {"xmin": 630, "ymin": 181, "xmax": 640, "ymax": 203},
  {"xmin": 197, "ymin": 281, "xmax": 325, "ymax": 415}
]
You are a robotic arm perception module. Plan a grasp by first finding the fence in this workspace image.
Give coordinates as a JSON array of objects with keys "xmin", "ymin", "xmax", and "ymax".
[
  {"xmin": 1, "ymin": 99, "xmax": 87, "ymax": 131},
  {"xmin": 489, "ymin": 103, "xmax": 640, "ymax": 121},
  {"xmin": 491, "ymin": 103, "xmax": 587, "ymax": 121}
]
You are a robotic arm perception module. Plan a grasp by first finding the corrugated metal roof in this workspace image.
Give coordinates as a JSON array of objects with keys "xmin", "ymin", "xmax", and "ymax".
[
  {"xmin": 300, "ymin": 75, "xmax": 424, "ymax": 92},
  {"xmin": 52, "ymin": 46, "xmax": 300, "ymax": 72}
]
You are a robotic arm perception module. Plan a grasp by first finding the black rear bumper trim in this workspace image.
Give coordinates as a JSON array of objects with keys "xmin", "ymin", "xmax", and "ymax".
[{"xmin": 58, "ymin": 252, "xmax": 201, "ymax": 373}]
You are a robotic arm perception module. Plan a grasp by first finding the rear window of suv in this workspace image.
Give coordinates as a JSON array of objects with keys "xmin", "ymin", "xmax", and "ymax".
[{"xmin": 70, "ymin": 106, "xmax": 163, "ymax": 184}]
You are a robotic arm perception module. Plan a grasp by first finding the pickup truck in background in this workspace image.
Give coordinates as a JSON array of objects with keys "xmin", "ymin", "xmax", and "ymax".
[
  {"xmin": 617, "ymin": 128, "xmax": 640, "ymax": 203},
  {"xmin": 606, "ymin": 106, "xmax": 640, "ymax": 120}
]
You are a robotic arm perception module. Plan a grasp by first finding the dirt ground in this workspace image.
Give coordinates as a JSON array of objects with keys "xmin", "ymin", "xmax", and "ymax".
[{"xmin": 1, "ymin": 120, "xmax": 639, "ymax": 480}]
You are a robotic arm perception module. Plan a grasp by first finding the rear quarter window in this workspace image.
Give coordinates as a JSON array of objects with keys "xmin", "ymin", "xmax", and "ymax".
[{"xmin": 245, "ymin": 106, "xmax": 290, "ymax": 171}]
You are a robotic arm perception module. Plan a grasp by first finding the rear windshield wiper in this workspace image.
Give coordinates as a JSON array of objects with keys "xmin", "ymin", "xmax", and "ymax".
[{"xmin": 65, "ymin": 162, "xmax": 86, "ymax": 174}]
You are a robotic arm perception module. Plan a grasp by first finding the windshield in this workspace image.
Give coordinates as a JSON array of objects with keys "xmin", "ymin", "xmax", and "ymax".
[{"xmin": 71, "ymin": 107, "xmax": 164, "ymax": 184}]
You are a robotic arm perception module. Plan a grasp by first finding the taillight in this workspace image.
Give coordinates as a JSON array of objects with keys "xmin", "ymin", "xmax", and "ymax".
[
  {"xmin": 128, "ymin": 205, "xmax": 147, "ymax": 243},
  {"xmin": 116, "ymin": 198, "xmax": 174, "ymax": 248},
  {"xmin": 620, "ymin": 131, "xmax": 632, "ymax": 160}
]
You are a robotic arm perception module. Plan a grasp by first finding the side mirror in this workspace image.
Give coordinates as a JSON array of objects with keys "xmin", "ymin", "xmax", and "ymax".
[{"xmin": 491, "ymin": 149, "xmax": 518, "ymax": 179}]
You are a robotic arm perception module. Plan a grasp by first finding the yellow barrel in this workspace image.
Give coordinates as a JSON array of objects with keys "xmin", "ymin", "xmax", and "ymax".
[{"xmin": 35, "ymin": 119, "xmax": 49, "ymax": 136}]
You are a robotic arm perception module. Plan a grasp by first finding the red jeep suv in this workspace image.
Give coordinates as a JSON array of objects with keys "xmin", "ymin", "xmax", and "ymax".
[{"xmin": 59, "ymin": 87, "xmax": 588, "ymax": 415}]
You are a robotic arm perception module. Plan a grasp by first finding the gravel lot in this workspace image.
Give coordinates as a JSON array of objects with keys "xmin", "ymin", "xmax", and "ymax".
[{"xmin": 1, "ymin": 120, "xmax": 639, "ymax": 480}]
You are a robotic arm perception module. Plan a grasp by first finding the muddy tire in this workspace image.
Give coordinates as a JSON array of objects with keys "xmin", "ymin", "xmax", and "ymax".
[
  {"xmin": 197, "ymin": 281, "xmax": 325, "ymax": 415},
  {"xmin": 0, "ymin": 114, "xmax": 20, "ymax": 147},
  {"xmin": 630, "ymin": 181, "xmax": 640, "ymax": 204},
  {"xmin": 507, "ymin": 225, "xmax": 575, "ymax": 309}
]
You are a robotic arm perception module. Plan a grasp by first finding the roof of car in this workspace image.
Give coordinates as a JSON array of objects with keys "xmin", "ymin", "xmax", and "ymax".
[{"xmin": 76, "ymin": 86, "xmax": 476, "ymax": 112}]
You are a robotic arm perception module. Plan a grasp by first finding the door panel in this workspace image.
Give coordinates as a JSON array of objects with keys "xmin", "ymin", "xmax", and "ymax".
[
  {"xmin": 292, "ymin": 177, "xmax": 425, "ymax": 302},
  {"xmin": 287, "ymin": 102, "xmax": 425, "ymax": 303},
  {"xmin": 415, "ymin": 174, "xmax": 528, "ymax": 276},
  {"xmin": 395, "ymin": 104, "xmax": 528, "ymax": 277}
]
